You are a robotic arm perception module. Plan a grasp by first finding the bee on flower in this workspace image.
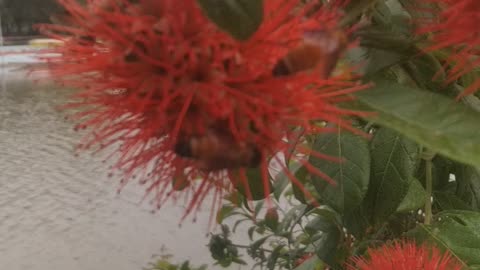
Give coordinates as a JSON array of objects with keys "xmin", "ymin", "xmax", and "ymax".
[{"xmin": 36, "ymin": 0, "xmax": 368, "ymax": 221}]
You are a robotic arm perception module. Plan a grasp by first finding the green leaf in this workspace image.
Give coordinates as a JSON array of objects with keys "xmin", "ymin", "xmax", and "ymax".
[
  {"xmin": 278, "ymin": 205, "xmax": 308, "ymax": 233},
  {"xmin": 368, "ymin": 127, "xmax": 420, "ymax": 224},
  {"xmin": 454, "ymin": 165, "xmax": 480, "ymax": 210},
  {"xmin": 266, "ymin": 245, "xmax": 284, "ymax": 270},
  {"xmin": 310, "ymin": 125, "xmax": 370, "ymax": 214},
  {"xmin": 352, "ymin": 79, "xmax": 480, "ymax": 168},
  {"xmin": 292, "ymin": 166, "xmax": 309, "ymax": 204},
  {"xmin": 396, "ymin": 177, "xmax": 427, "ymax": 213},
  {"xmin": 230, "ymin": 168, "xmax": 273, "ymax": 201},
  {"xmin": 408, "ymin": 210, "xmax": 480, "ymax": 268},
  {"xmin": 304, "ymin": 208, "xmax": 342, "ymax": 266},
  {"xmin": 308, "ymin": 218, "xmax": 342, "ymax": 266},
  {"xmin": 344, "ymin": 205, "xmax": 371, "ymax": 238},
  {"xmin": 196, "ymin": 0, "xmax": 263, "ymax": 40},
  {"xmin": 416, "ymin": 155, "xmax": 453, "ymax": 191},
  {"xmin": 305, "ymin": 210, "xmax": 341, "ymax": 236},
  {"xmin": 365, "ymin": 49, "xmax": 407, "ymax": 76},
  {"xmin": 401, "ymin": 53, "xmax": 446, "ymax": 92},
  {"xmin": 434, "ymin": 192, "xmax": 472, "ymax": 211},
  {"xmin": 216, "ymin": 205, "xmax": 235, "ymax": 224}
]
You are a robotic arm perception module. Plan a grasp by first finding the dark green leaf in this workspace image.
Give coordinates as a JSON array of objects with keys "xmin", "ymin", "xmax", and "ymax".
[
  {"xmin": 368, "ymin": 127, "xmax": 420, "ymax": 224},
  {"xmin": 216, "ymin": 205, "xmax": 235, "ymax": 224},
  {"xmin": 292, "ymin": 166, "xmax": 309, "ymax": 204},
  {"xmin": 230, "ymin": 168, "xmax": 273, "ymax": 200},
  {"xmin": 396, "ymin": 177, "xmax": 427, "ymax": 213},
  {"xmin": 454, "ymin": 165, "xmax": 480, "ymax": 210},
  {"xmin": 365, "ymin": 49, "xmax": 407, "ymax": 76},
  {"xmin": 250, "ymin": 236, "xmax": 269, "ymax": 253},
  {"xmin": 196, "ymin": 0, "xmax": 263, "ymax": 40},
  {"xmin": 310, "ymin": 220, "xmax": 342, "ymax": 266},
  {"xmin": 310, "ymin": 125, "xmax": 370, "ymax": 214},
  {"xmin": 401, "ymin": 53, "xmax": 446, "ymax": 92},
  {"xmin": 305, "ymin": 208, "xmax": 342, "ymax": 236},
  {"xmin": 303, "ymin": 208, "xmax": 342, "ymax": 266},
  {"xmin": 352, "ymin": 80, "xmax": 480, "ymax": 168},
  {"xmin": 248, "ymin": 226, "xmax": 256, "ymax": 241},
  {"xmin": 278, "ymin": 205, "xmax": 308, "ymax": 232},
  {"xmin": 416, "ymin": 155, "xmax": 453, "ymax": 191},
  {"xmin": 408, "ymin": 210, "xmax": 480, "ymax": 268},
  {"xmin": 344, "ymin": 205, "xmax": 371, "ymax": 238},
  {"xmin": 434, "ymin": 192, "xmax": 472, "ymax": 211},
  {"xmin": 266, "ymin": 245, "xmax": 284, "ymax": 270}
]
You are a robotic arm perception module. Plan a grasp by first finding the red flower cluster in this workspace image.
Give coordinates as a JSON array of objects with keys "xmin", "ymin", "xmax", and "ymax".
[
  {"xmin": 417, "ymin": 0, "xmax": 480, "ymax": 96},
  {"xmin": 37, "ymin": 0, "xmax": 367, "ymax": 221},
  {"xmin": 348, "ymin": 241, "xmax": 463, "ymax": 270}
]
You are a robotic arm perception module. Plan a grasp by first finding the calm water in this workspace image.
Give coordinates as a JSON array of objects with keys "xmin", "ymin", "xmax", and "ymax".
[{"xmin": 0, "ymin": 62, "xmax": 245, "ymax": 270}]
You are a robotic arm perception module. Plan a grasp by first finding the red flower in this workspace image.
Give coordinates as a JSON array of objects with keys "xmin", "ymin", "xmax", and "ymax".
[
  {"xmin": 37, "ymin": 0, "xmax": 368, "ymax": 221},
  {"xmin": 416, "ymin": 0, "xmax": 480, "ymax": 96},
  {"xmin": 348, "ymin": 241, "xmax": 463, "ymax": 270}
]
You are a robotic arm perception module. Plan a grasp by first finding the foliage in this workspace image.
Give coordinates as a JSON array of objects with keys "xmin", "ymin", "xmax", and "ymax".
[
  {"xmin": 143, "ymin": 250, "xmax": 208, "ymax": 270},
  {"xmin": 23, "ymin": 0, "xmax": 480, "ymax": 269},
  {"xmin": 197, "ymin": 0, "xmax": 480, "ymax": 269}
]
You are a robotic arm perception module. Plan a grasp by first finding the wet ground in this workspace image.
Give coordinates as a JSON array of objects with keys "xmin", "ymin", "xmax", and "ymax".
[{"xmin": 0, "ymin": 47, "xmax": 245, "ymax": 270}]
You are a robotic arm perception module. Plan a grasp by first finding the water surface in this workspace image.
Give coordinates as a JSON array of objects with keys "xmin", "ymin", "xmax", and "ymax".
[{"xmin": 0, "ymin": 65, "xmax": 235, "ymax": 270}]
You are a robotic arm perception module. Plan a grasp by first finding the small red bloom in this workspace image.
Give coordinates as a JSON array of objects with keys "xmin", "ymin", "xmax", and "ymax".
[
  {"xmin": 348, "ymin": 241, "xmax": 463, "ymax": 270},
  {"xmin": 37, "ymin": 0, "xmax": 367, "ymax": 221},
  {"xmin": 416, "ymin": 0, "xmax": 480, "ymax": 96}
]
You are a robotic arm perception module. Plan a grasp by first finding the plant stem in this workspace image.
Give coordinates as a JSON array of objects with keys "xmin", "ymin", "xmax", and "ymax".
[{"xmin": 422, "ymin": 149, "xmax": 435, "ymax": 225}]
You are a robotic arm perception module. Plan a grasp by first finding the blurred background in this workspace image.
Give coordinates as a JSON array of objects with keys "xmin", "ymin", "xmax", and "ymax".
[{"xmin": 0, "ymin": 1, "xmax": 240, "ymax": 270}]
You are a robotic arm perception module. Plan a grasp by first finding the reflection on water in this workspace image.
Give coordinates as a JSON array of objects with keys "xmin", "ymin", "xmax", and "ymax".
[{"xmin": 0, "ymin": 70, "xmax": 237, "ymax": 270}]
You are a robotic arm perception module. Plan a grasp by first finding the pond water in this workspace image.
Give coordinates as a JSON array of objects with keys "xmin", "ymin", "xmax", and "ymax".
[{"xmin": 0, "ymin": 54, "xmax": 246, "ymax": 270}]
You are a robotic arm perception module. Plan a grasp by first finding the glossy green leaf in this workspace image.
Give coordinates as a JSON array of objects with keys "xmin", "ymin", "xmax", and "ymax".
[
  {"xmin": 196, "ymin": 0, "xmax": 263, "ymax": 40},
  {"xmin": 369, "ymin": 127, "xmax": 420, "ymax": 224},
  {"xmin": 352, "ymin": 80, "xmax": 480, "ymax": 168},
  {"xmin": 310, "ymin": 126, "xmax": 370, "ymax": 214},
  {"xmin": 409, "ymin": 210, "xmax": 480, "ymax": 268},
  {"xmin": 396, "ymin": 177, "xmax": 427, "ymax": 213}
]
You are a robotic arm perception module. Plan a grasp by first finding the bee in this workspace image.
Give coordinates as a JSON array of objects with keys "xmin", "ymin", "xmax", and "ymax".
[
  {"xmin": 272, "ymin": 29, "xmax": 348, "ymax": 78},
  {"xmin": 174, "ymin": 29, "xmax": 348, "ymax": 171},
  {"xmin": 174, "ymin": 126, "xmax": 262, "ymax": 171}
]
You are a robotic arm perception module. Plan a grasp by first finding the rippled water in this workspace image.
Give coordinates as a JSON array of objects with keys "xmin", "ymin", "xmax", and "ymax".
[{"xmin": 0, "ymin": 67, "xmax": 245, "ymax": 270}]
